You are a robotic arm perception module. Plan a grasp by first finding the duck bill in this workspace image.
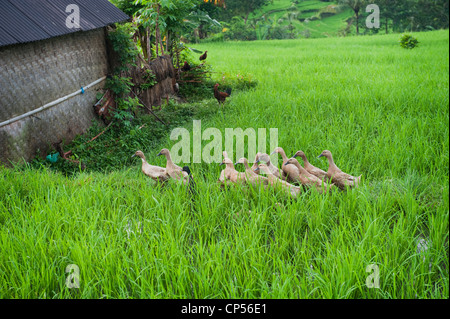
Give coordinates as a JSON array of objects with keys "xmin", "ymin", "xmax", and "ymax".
[
  {"xmin": 157, "ymin": 152, "xmax": 163, "ymax": 157},
  {"xmin": 270, "ymin": 151, "xmax": 276, "ymax": 155},
  {"xmin": 317, "ymin": 154, "xmax": 324, "ymax": 159},
  {"xmin": 131, "ymin": 154, "xmax": 136, "ymax": 158}
]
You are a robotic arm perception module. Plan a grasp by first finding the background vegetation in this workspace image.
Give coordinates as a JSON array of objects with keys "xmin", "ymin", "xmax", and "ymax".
[{"xmin": 193, "ymin": 0, "xmax": 449, "ymax": 41}]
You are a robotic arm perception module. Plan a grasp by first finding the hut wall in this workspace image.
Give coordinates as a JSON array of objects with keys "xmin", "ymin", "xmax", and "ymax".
[{"xmin": 0, "ymin": 29, "xmax": 109, "ymax": 165}]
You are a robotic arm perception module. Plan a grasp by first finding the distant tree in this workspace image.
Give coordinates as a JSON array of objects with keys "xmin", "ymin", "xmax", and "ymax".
[
  {"xmin": 198, "ymin": 0, "xmax": 222, "ymax": 20},
  {"xmin": 339, "ymin": 0, "xmax": 367, "ymax": 35},
  {"xmin": 109, "ymin": 0, "xmax": 143, "ymax": 16},
  {"xmin": 202, "ymin": 0, "xmax": 227, "ymax": 8},
  {"xmin": 412, "ymin": 0, "xmax": 449, "ymax": 30},
  {"xmin": 366, "ymin": 0, "xmax": 392, "ymax": 33},
  {"xmin": 388, "ymin": 0, "xmax": 415, "ymax": 32},
  {"xmin": 366, "ymin": 0, "xmax": 449, "ymax": 33},
  {"xmin": 225, "ymin": 0, "xmax": 271, "ymax": 24},
  {"xmin": 134, "ymin": 0, "xmax": 198, "ymax": 59},
  {"xmin": 185, "ymin": 9, "xmax": 222, "ymax": 40}
]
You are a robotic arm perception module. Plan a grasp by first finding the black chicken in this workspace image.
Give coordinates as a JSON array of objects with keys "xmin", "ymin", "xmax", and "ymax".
[{"xmin": 182, "ymin": 166, "xmax": 197, "ymax": 197}]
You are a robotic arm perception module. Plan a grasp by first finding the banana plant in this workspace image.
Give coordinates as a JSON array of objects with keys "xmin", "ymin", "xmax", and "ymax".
[
  {"xmin": 134, "ymin": 0, "xmax": 198, "ymax": 58},
  {"xmin": 184, "ymin": 9, "xmax": 222, "ymax": 42},
  {"xmin": 254, "ymin": 16, "xmax": 273, "ymax": 40}
]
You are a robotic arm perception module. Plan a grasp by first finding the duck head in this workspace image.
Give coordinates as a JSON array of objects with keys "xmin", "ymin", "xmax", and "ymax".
[
  {"xmin": 284, "ymin": 158, "xmax": 294, "ymax": 166},
  {"xmin": 220, "ymin": 158, "xmax": 234, "ymax": 167},
  {"xmin": 254, "ymin": 163, "xmax": 271, "ymax": 175},
  {"xmin": 318, "ymin": 150, "xmax": 332, "ymax": 159},
  {"xmin": 234, "ymin": 157, "xmax": 248, "ymax": 166},
  {"xmin": 132, "ymin": 150, "xmax": 145, "ymax": 159},
  {"xmin": 157, "ymin": 148, "xmax": 170, "ymax": 157},
  {"xmin": 256, "ymin": 153, "xmax": 271, "ymax": 164},
  {"xmin": 284, "ymin": 157, "xmax": 301, "ymax": 168},
  {"xmin": 293, "ymin": 150, "xmax": 305, "ymax": 159},
  {"xmin": 270, "ymin": 147, "xmax": 284, "ymax": 156}
]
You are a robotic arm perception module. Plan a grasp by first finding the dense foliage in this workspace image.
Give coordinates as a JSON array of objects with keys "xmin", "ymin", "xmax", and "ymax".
[
  {"xmin": 109, "ymin": 0, "xmax": 448, "ymax": 43},
  {"xmin": 345, "ymin": 0, "xmax": 449, "ymax": 35}
]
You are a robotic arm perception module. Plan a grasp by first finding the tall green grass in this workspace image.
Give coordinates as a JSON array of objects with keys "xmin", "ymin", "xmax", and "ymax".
[{"xmin": 0, "ymin": 30, "xmax": 448, "ymax": 299}]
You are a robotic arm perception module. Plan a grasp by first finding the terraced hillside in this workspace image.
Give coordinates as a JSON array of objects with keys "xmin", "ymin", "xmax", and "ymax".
[{"xmin": 250, "ymin": 0, "xmax": 355, "ymax": 38}]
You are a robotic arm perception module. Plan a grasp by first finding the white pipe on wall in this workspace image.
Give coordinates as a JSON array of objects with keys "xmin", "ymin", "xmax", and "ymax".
[{"xmin": 0, "ymin": 76, "xmax": 107, "ymax": 128}]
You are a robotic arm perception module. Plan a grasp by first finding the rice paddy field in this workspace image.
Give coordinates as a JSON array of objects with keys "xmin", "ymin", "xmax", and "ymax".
[
  {"xmin": 0, "ymin": 30, "xmax": 448, "ymax": 299},
  {"xmin": 249, "ymin": 0, "xmax": 355, "ymax": 38}
]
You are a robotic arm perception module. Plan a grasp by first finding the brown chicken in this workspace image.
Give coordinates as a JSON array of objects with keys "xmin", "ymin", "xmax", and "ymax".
[
  {"xmin": 181, "ymin": 61, "xmax": 191, "ymax": 71},
  {"xmin": 214, "ymin": 84, "xmax": 231, "ymax": 106},
  {"xmin": 199, "ymin": 51, "xmax": 208, "ymax": 61}
]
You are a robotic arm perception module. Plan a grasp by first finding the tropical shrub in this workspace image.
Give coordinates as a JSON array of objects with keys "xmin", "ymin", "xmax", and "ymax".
[{"xmin": 399, "ymin": 34, "xmax": 419, "ymax": 49}]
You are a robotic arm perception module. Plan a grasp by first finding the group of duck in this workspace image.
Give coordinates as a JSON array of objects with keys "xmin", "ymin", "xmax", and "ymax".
[{"xmin": 133, "ymin": 147, "xmax": 361, "ymax": 198}]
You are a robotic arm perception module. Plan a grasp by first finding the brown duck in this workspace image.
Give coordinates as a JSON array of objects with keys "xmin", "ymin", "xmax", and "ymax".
[
  {"xmin": 293, "ymin": 150, "xmax": 328, "ymax": 181},
  {"xmin": 132, "ymin": 151, "xmax": 170, "ymax": 183},
  {"xmin": 284, "ymin": 158, "xmax": 334, "ymax": 194},
  {"xmin": 235, "ymin": 157, "xmax": 269, "ymax": 186},
  {"xmin": 271, "ymin": 147, "xmax": 299, "ymax": 183},
  {"xmin": 219, "ymin": 151, "xmax": 234, "ymax": 185},
  {"xmin": 157, "ymin": 148, "xmax": 189, "ymax": 182},
  {"xmin": 318, "ymin": 150, "xmax": 361, "ymax": 190},
  {"xmin": 255, "ymin": 163, "xmax": 301, "ymax": 198},
  {"xmin": 220, "ymin": 158, "xmax": 246, "ymax": 184},
  {"xmin": 254, "ymin": 152, "xmax": 283, "ymax": 179}
]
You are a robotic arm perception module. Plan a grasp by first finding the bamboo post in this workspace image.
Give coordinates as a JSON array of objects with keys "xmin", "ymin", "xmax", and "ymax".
[
  {"xmin": 154, "ymin": 3, "xmax": 159, "ymax": 57},
  {"xmin": 156, "ymin": 4, "xmax": 165, "ymax": 56},
  {"xmin": 146, "ymin": 26, "xmax": 151, "ymax": 63}
]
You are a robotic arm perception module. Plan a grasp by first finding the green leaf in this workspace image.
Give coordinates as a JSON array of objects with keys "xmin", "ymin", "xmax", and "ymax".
[{"xmin": 188, "ymin": 47, "xmax": 204, "ymax": 54}]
